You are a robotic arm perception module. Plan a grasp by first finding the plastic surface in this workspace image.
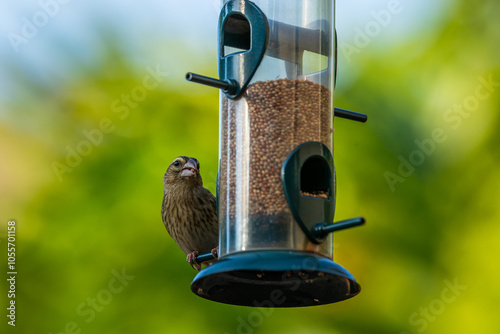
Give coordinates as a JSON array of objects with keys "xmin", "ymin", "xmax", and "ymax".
[
  {"xmin": 218, "ymin": 0, "xmax": 335, "ymax": 258},
  {"xmin": 191, "ymin": 250, "xmax": 360, "ymax": 307},
  {"xmin": 218, "ymin": 0, "xmax": 269, "ymax": 99},
  {"xmin": 282, "ymin": 141, "xmax": 335, "ymax": 244}
]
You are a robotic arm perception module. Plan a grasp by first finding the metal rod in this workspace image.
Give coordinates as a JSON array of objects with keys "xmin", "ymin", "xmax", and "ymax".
[
  {"xmin": 334, "ymin": 108, "xmax": 368, "ymax": 123},
  {"xmin": 185, "ymin": 72, "xmax": 235, "ymax": 93},
  {"xmin": 313, "ymin": 217, "xmax": 366, "ymax": 238},
  {"xmin": 195, "ymin": 251, "xmax": 218, "ymax": 264}
]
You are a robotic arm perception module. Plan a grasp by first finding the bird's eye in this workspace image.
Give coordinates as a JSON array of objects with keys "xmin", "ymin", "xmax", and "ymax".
[{"xmin": 173, "ymin": 161, "xmax": 181, "ymax": 167}]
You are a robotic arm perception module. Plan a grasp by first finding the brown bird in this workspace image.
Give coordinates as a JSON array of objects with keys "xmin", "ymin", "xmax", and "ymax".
[{"xmin": 161, "ymin": 156, "xmax": 218, "ymax": 270}]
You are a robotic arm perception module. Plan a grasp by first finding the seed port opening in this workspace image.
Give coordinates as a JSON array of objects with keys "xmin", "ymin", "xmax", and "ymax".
[
  {"xmin": 223, "ymin": 13, "xmax": 251, "ymax": 56},
  {"xmin": 300, "ymin": 156, "xmax": 330, "ymax": 198}
]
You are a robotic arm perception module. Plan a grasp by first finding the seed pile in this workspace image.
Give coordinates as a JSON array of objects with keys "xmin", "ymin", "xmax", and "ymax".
[
  {"xmin": 300, "ymin": 190, "xmax": 329, "ymax": 199},
  {"xmin": 220, "ymin": 79, "xmax": 332, "ymax": 218}
]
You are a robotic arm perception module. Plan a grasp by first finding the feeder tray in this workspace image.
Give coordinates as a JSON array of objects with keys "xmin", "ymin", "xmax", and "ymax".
[{"xmin": 192, "ymin": 251, "xmax": 360, "ymax": 307}]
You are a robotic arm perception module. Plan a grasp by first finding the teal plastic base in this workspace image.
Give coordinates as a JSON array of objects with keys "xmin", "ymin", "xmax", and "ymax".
[{"xmin": 191, "ymin": 250, "xmax": 360, "ymax": 307}]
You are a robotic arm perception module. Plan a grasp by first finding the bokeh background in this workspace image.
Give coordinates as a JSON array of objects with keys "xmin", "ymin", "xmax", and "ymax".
[{"xmin": 1, "ymin": 0, "xmax": 499, "ymax": 333}]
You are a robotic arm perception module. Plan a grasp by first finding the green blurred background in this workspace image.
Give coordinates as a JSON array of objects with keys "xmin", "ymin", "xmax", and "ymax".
[{"xmin": 1, "ymin": 0, "xmax": 499, "ymax": 333}]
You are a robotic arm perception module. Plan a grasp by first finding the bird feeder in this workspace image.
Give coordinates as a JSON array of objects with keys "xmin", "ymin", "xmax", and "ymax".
[{"xmin": 186, "ymin": 0, "xmax": 367, "ymax": 307}]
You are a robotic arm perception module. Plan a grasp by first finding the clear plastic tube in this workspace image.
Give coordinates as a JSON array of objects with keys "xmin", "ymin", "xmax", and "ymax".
[{"xmin": 218, "ymin": 0, "xmax": 335, "ymax": 258}]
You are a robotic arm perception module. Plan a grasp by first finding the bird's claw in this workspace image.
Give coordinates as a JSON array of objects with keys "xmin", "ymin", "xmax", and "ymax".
[
  {"xmin": 211, "ymin": 246, "xmax": 219, "ymax": 259},
  {"xmin": 186, "ymin": 251, "xmax": 201, "ymax": 271}
]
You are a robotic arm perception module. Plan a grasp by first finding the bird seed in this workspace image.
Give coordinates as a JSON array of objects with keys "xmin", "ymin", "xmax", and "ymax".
[{"xmin": 220, "ymin": 78, "xmax": 332, "ymax": 221}]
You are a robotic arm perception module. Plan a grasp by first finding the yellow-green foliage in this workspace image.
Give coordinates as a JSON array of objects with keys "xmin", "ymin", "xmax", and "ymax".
[{"xmin": 1, "ymin": 0, "xmax": 500, "ymax": 333}]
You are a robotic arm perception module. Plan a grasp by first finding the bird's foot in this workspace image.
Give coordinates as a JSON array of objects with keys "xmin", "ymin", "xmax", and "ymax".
[
  {"xmin": 186, "ymin": 251, "xmax": 201, "ymax": 271},
  {"xmin": 211, "ymin": 246, "xmax": 219, "ymax": 259}
]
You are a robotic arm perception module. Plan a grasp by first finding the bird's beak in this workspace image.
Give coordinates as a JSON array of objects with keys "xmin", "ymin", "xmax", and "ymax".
[{"xmin": 180, "ymin": 159, "xmax": 198, "ymax": 177}]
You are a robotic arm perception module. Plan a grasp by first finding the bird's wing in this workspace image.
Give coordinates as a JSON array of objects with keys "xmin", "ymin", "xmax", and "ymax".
[{"xmin": 161, "ymin": 192, "xmax": 171, "ymax": 235}]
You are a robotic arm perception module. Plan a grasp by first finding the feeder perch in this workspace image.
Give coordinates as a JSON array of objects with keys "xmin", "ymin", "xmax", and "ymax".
[{"xmin": 186, "ymin": 0, "xmax": 367, "ymax": 307}]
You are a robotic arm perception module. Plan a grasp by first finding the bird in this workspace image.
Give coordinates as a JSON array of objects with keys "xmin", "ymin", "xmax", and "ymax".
[{"xmin": 161, "ymin": 156, "xmax": 218, "ymax": 270}]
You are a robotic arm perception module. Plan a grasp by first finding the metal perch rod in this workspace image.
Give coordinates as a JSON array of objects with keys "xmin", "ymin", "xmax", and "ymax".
[
  {"xmin": 195, "ymin": 250, "xmax": 218, "ymax": 264},
  {"xmin": 186, "ymin": 72, "xmax": 236, "ymax": 93},
  {"xmin": 334, "ymin": 108, "xmax": 368, "ymax": 123},
  {"xmin": 313, "ymin": 217, "xmax": 366, "ymax": 239}
]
